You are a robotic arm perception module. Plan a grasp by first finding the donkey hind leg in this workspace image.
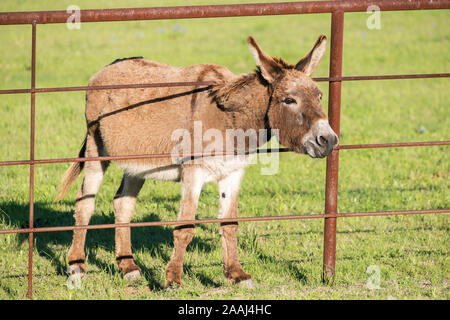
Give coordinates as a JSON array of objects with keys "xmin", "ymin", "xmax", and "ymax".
[
  {"xmin": 67, "ymin": 134, "xmax": 109, "ymax": 277},
  {"xmin": 113, "ymin": 174, "xmax": 145, "ymax": 281},
  {"xmin": 218, "ymin": 169, "xmax": 253, "ymax": 286},
  {"xmin": 165, "ymin": 167, "xmax": 203, "ymax": 287}
]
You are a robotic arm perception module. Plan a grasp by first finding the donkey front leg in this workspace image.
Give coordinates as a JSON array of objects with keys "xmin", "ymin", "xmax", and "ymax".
[
  {"xmin": 218, "ymin": 169, "xmax": 252, "ymax": 285},
  {"xmin": 113, "ymin": 174, "xmax": 145, "ymax": 281},
  {"xmin": 165, "ymin": 167, "xmax": 203, "ymax": 287}
]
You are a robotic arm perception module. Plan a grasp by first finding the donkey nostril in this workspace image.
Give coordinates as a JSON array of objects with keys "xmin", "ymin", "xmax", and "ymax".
[{"xmin": 317, "ymin": 135, "xmax": 327, "ymax": 146}]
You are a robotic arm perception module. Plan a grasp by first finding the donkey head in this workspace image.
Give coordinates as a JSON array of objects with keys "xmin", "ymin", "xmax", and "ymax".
[{"xmin": 248, "ymin": 35, "xmax": 339, "ymax": 158}]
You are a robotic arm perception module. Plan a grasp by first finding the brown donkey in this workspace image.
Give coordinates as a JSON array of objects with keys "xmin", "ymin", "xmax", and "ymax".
[{"xmin": 57, "ymin": 35, "xmax": 338, "ymax": 287}]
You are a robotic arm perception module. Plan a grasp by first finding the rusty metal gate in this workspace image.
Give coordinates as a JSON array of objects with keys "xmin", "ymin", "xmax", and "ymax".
[{"xmin": 0, "ymin": 0, "xmax": 449, "ymax": 299}]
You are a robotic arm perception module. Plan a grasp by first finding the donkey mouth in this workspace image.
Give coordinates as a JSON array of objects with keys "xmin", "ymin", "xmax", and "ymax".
[
  {"xmin": 303, "ymin": 135, "xmax": 338, "ymax": 159},
  {"xmin": 304, "ymin": 141, "xmax": 327, "ymax": 158}
]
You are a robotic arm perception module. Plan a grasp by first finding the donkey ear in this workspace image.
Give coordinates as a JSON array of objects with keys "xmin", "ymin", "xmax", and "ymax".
[
  {"xmin": 248, "ymin": 36, "xmax": 283, "ymax": 83},
  {"xmin": 295, "ymin": 34, "xmax": 327, "ymax": 76}
]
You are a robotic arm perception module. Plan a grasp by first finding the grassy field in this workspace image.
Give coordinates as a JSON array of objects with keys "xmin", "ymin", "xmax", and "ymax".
[{"xmin": 0, "ymin": 0, "xmax": 449, "ymax": 300}]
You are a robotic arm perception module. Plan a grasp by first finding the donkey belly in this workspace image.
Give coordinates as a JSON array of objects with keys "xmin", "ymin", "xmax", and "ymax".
[
  {"xmin": 117, "ymin": 156, "xmax": 251, "ymax": 183},
  {"xmin": 192, "ymin": 156, "xmax": 252, "ymax": 183},
  {"xmin": 119, "ymin": 163, "xmax": 182, "ymax": 182}
]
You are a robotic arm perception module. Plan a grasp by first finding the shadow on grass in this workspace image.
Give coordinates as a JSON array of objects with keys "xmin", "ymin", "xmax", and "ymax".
[{"xmin": 0, "ymin": 199, "xmax": 214, "ymax": 291}]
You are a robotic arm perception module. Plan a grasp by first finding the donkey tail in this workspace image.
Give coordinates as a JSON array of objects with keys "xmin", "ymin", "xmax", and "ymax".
[{"xmin": 55, "ymin": 136, "xmax": 87, "ymax": 202}]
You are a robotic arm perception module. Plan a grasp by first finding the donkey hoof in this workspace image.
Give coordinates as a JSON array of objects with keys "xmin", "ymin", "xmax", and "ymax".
[
  {"xmin": 66, "ymin": 264, "xmax": 85, "ymax": 289},
  {"xmin": 239, "ymin": 279, "xmax": 256, "ymax": 289},
  {"xmin": 124, "ymin": 269, "xmax": 141, "ymax": 282},
  {"xmin": 67, "ymin": 264, "xmax": 86, "ymax": 279}
]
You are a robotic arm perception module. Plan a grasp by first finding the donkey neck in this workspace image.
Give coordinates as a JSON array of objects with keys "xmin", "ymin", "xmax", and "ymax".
[{"xmin": 211, "ymin": 72, "xmax": 271, "ymax": 136}]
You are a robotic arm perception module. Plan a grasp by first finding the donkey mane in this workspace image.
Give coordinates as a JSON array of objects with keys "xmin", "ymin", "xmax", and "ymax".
[
  {"xmin": 210, "ymin": 55, "xmax": 292, "ymax": 112},
  {"xmin": 272, "ymin": 56, "xmax": 295, "ymax": 69},
  {"xmin": 108, "ymin": 56, "xmax": 144, "ymax": 66}
]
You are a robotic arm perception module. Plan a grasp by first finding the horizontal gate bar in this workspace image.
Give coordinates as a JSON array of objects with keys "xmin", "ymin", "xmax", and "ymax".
[
  {"xmin": 0, "ymin": 148, "xmax": 290, "ymax": 166},
  {"xmin": 0, "ymin": 81, "xmax": 214, "ymax": 95},
  {"xmin": 0, "ymin": 209, "xmax": 448, "ymax": 235},
  {"xmin": 337, "ymin": 141, "xmax": 450, "ymax": 150},
  {"xmin": 1, "ymin": 0, "xmax": 449, "ymax": 25},
  {"xmin": 0, "ymin": 141, "xmax": 448, "ymax": 167},
  {"xmin": 1, "ymin": 74, "xmax": 449, "ymax": 95}
]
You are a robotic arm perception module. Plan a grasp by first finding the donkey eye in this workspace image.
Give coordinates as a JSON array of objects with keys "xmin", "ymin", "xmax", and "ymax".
[
  {"xmin": 319, "ymin": 93, "xmax": 323, "ymax": 100},
  {"xmin": 283, "ymin": 97, "xmax": 297, "ymax": 105}
]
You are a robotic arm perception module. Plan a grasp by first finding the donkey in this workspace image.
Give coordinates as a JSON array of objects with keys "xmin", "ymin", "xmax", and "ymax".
[{"xmin": 57, "ymin": 35, "xmax": 338, "ymax": 287}]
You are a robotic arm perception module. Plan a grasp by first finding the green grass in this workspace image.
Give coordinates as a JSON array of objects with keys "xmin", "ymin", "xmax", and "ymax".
[{"xmin": 0, "ymin": 0, "xmax": 449, "ymax": 300}]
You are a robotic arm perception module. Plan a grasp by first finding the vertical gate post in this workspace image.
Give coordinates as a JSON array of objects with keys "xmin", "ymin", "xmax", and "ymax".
[
  {"xmin": 27, "ymin": 20, "xmax": 37, "ymax": 299},
  {"xmin": 323, "ymin": 10, "xmax": 344, "ymax": 285}
]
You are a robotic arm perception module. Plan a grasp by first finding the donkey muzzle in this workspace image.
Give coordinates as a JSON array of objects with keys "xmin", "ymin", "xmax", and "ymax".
[{"xmin": 303, "ymin": 120, "xmax": 339, "ymax": 158}]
